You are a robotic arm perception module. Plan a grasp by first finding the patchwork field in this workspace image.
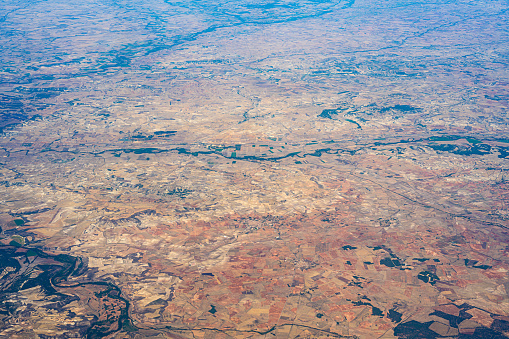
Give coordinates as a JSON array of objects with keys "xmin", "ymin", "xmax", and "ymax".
[{"xmin": 1, "ymin": 0, "xmax": 508, "ymax": 338}]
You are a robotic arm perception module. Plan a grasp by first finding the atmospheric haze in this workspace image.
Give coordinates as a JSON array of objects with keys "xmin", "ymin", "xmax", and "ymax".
[{"xmin": 1, "ymin": 0, "xmax": 509, "ymax": 338}]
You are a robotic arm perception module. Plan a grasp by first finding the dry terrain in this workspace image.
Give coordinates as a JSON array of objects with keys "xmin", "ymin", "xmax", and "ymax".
[{"xmin": 0, "ymin": 0, "xmax": 508, "ymax": 338}]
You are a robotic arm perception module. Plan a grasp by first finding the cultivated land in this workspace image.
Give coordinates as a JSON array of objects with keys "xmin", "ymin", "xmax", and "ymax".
[{"xmin": 0, "ymin": 0, "xmax": 509, "ymax": 338}]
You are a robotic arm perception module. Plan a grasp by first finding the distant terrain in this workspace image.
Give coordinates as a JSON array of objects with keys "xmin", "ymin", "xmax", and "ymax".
[{"xmin": 0, "ymin": 0, "xmax": 508, "ymax": 338}]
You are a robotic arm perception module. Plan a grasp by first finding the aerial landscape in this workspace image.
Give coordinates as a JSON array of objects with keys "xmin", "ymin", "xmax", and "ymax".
[{"xmin": 0, "ymin": 0, "xmax": 508, "ymax": 338}]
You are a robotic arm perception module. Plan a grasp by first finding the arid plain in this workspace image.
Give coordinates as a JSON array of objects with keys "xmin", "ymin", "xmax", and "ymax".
[{"xmin": 1, "ymin": 0, "xmax": 509, "ymax": 338}]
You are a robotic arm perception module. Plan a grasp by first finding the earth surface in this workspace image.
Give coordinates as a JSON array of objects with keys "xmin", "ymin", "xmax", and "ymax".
[{"xmin": 0, "ymin": 0, "xmax": 509, "ymax": 338}]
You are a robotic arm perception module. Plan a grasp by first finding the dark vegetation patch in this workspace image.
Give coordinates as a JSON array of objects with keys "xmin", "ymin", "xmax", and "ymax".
[
  {"xmin": 129, "ymin": 131, "xmax": 177, "ymax": 140},
  {"xmin": 394, "ymin": 305, "xmax": 508, "ymax": 339},
  {"xmin": 350, "ymin": 299, "xmax": 384, "ymax": 317},
  {"xmin": 492, "ymin": 319, "xmax": 509, "ymax": 333},
  {"xmin": 146, "ymin": 298, "xmax": 167, "ymax": 307},
  {"xmin": 0, "ymin": 94, "xmax": 29, "ymax": 134},
  {"xmin": 13, "ymin": 219, "xmax": 25, "ymax": 226},
  {"xmin": 428, "ymin": 310, "xmax": 469, "ymax": 328},
  {"xmin": 388, "ymin": 309, "xmax": 402, "ymax": 323},
  {"xmin": 380, "ymin": 104, "xmax": 419, "ymax": 114},
  {"xmin": 464, "ymin": 259, "xmax": 492, "ymax": 270},
  {"xmin": 485, "ymin": 94, "xmax": 509, "ymax": 101},
  {"xmin": 99, "ymin": 55, "xmax": 131, "ymax": 69},
  {"xmin": 470, "ymin": 327, "xmax": 509, "ymax": 338},
  {"xmin": 0, "ymin": 87, "xmax": 65, "ymax": 133},
  {"xmin": 121, "ymin": 148, "xmax": 165, "ymax": 154},
  {"xmin": 428, "ymin": 135, "xmax": 462, "ymax": 142},
  {"xmin": 497, "ymin": 147, "xmax": 509, "ymax": 158},
  {"xmin": 393, "ymin": 320, "xmax": 438, "ymax": 338},
  {"xmin": 345, "ymin": 118, "xmax": 362, "ymax": 129},
  {"xmin": 372, "ymin": 306, "xmax": 383, "ymax": 316},
  {"xmin": 428, "ymin": 143, "xmax": 492, "ymax": 156},
  {"xmin": 413, "ymin": 258, "xmax": 429, "ymax": 262},
  {"xmin": 318, "ymin": 108, "xmax": 343, "ymax": 119},
  {"xmin": 380, "ymin": 257, "xmax": 402, "ymax": 267},
  {"xmin": 9, "ymin": 240, "xmax": 22, "ymax": 248},
  {"xmin": 417, "ymin": 271, "xmax": 439, "ymax": 285},
  {"xmin": 131, "ymin": 134, "xmax": 153, "ymax": 140},
  {"xmin": 154, "ymin": 130, "xmax": 177, "ymax": 136}
]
